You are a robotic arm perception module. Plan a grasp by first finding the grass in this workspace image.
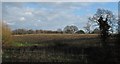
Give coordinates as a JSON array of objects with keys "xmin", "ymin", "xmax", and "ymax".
[
  {"xmin": 2, "ymin": 34, "xmax": 119, "ymax": 63},
  {"xmin": 11, "ymin": 42, "xmax": 38, "ymax": 46},
  {"xmin": 11, "ymin": 34, "xmax": 99, "ymax": 46}
]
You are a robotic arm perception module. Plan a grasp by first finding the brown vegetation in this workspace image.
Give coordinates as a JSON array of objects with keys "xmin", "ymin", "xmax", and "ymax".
[
  {"xmin": 2, "ymin": 22, "xmax": 12, "ymax": 46},
  {"xmin": 12, "ymin": 34, "xmax": 99, "ymax": 46},
  {"xmin": 2, "ymin": 33, "xmax": 120, "ymax": 63}
]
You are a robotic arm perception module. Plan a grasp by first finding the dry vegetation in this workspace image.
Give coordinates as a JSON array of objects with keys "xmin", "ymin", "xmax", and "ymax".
[
  {"xmin": 2, "ymin": 33, "xmax": 119, "ymax": 63},
  {"xmin": 2, "ymin": 22, "xmax": 12, "ymax": 46},
  {"xmin": 2, "ymin": 31, "xmax": 120, "ymax": 64},
  {"xmin": 11, "ymin": 34, "xmax": 99, "ymax": 47},
  {"xmin": 0, "ymin": 21, "xmax": 1, "ymax": 34},
  {"xmin": 2, "ymin": 34, "xmax": 103, "ymax": 63}
]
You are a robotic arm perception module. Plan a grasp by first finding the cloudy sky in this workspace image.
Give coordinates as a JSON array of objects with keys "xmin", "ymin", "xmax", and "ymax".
[{"xmin": 2, "ymin": 2, "xmax": 118, "ymax": 31}]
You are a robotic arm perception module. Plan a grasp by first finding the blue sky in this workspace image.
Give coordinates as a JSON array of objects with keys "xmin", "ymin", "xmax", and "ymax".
[{"xmin": 2, "ymin": 2, "xmax": 118, "ymax": 31}]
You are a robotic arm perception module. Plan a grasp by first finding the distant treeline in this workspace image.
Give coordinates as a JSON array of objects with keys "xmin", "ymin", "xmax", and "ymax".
[
  {"xmin": 12, "ymin": 28, "xmax": 100, "ymax": 35},
  {"xmin": 12, "ymin": 29, "xmax": 63, "ymax": 35}
]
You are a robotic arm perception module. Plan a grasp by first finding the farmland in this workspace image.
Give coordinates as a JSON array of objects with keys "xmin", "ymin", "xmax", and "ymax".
[
  {"xmin": 2, "ymin": 34, "xmax": 120, "ymax": 63},
  {"xmin": 11, "ymin": 34, "xmax": 99, "ymax": 47}
]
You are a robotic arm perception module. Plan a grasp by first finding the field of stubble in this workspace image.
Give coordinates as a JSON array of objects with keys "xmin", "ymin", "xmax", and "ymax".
[{"xmin": 2, "ymin": 34, "xmax": 119, "ymax": 63}]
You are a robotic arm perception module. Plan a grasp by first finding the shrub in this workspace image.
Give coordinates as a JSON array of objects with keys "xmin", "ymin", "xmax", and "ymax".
[
  {"xmin": 2, "ymin": 22, "xmax": 12, "ymax": 46},
  {"xmin": 0, "ymin": 21, "xmax": 2, "ymax": 46},
  {"xmin": 76, "ymin": 30, "xmax": 85, "ymax": 34}
]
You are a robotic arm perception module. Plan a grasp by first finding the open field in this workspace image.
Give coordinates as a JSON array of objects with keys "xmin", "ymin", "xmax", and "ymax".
[
  {"xmin": 11, "ymin": 34, "xmax": 99, "ymax": 47},
  {"xmin": 2, "ymin": 34, "xmax": 120, "ymax": 63}
]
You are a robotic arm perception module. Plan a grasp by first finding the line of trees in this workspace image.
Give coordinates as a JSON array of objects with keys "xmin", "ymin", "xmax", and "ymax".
[
  {"xmin": 12, "ymin": 25, "xmax": 86, "ymax": 35},
  {"xmin": 12, "ymin": 29, "xmax": 63, "ymax": 35},
  {"xmin": 12, "ymin": 25, "xmax": 101, "ymax": 35}
]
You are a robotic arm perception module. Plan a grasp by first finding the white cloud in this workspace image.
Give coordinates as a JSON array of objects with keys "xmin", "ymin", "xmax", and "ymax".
[
  {"xmin": 34, "ymin": 23, "xmax": 39, "ymax": 27},
  {"xmin": 37, "ymin": 20, "xmax": 42, "ymax": 22},
  {"xmin": 24, "ymin": 7, "xmax": 34, "ymax": 15},
  {"xmin": 2, "ymin": 20, "xmax": 15, "ymax": 25},
  {"xmin": 20, "ymin": 17, "xmax": 25, "ymax": 21},
  {"xmin": 1, "ymin": 2, "xmax": 95, "ymax": 30},
  {"xmin": 6, "ymin": 22, "xmax": 15, "ymax": 25},
  {"xmin": 25, "ymin": 11, "xmax": 33, "ymax": 15},
  {"xmin": 2, "ymin": 2, "xmax": 117, "ymax": 30}
]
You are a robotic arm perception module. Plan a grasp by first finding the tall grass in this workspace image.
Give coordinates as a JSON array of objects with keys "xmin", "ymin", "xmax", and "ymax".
[
  {"xmin": 2, "ymin": 22, "xmax": 12, "ymax": 46},
  {"xmin": 0, "ymin": 21, "xmax": 2, "ymax": 43}
]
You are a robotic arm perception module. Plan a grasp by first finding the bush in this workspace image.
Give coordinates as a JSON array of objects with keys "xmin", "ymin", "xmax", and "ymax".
[
  {"xmin": 76, "ymin": 30, "xmax": 85, "ymax": 34},
  {"xmin": 0, "ymin": 21, "xmax": 2, "ymax": 46},
  {"xmin": 2, "ymin": 22, "xmax": 12, "ymax": 46}
]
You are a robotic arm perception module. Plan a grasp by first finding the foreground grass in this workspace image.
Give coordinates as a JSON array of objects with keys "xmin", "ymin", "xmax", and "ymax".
[{"xmin": 2, "ymin": 34, "xmax": 120, "ymax": 63}]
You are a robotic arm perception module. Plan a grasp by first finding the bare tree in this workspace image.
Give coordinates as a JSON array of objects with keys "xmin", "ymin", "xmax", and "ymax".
[
  {"xmin": 89, "ymin": 8, "xmax": 117, "ymax": 46},
  {"xmin": 57, "ymin": 28, "xmax": 62, "ymax": 32},
  {"xmin": 84, "ymin": 21, "xmax": 91, "ymax": 34},
  {"xmin": 57, "ymin": 28, "xmax": 63, "ymax": 34},
  {"xmin": 12, "ymin": 29, "xmax": 27, "ymax": 35},
  {"xmin": 27, "ymin": 29, "xmax": 34, "ymax": 34},
  {"xmin": 63, "ymin": 25, "xmax": 78, "ymax": 34},
  {"xmin": 92, "ymin": 28, "xmax": 100, "ymax": 34},
  {"xmin": 89, "ymin": 8, "xmax": 118, "ymax": 34}
]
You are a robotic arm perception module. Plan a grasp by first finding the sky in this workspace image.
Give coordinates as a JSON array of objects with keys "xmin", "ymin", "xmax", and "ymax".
[
  {"xmin": 2, "ymin": 2, "xmax": 118, "ymax": 31},
  {"xmin": 1, "ymin": 0, "xmax": 119, "ymax": 2}
]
